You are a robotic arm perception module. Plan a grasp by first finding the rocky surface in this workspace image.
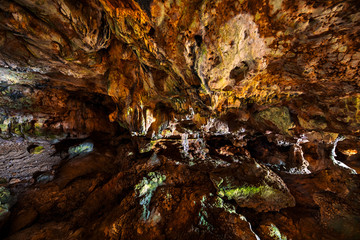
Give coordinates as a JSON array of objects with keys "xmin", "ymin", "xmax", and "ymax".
[
  {"xmin": 0, "ymin": 0, "xmax": 360, "ymax": 239},
  {"xmin": 1, "ymin": 134, "xmax": 359, "ymax": 240}
]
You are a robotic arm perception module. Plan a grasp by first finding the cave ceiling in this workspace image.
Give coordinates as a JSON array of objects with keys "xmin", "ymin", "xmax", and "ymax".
[{"xmin": 0, "ymin": 0, "xmax": 358, "ymax": 136}]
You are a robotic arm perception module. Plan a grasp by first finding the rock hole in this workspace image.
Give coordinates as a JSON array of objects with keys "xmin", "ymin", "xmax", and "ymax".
[
  {"xmin": 27, "ymin": 144, "xmax": 38, "ymax": 153},
  {"xmin": 211, "ymin": 56, "xmax": 221, "ymax": 68},
  {"xmin": 229, "ymin": 61, "xmax": 249, "ymax": 83},
  {"xmin": 194, "ymin": 35, "xmax": 202, "ymax": 47},
  {"xmin": 223, "ymin": 85, "xmax": 233, "ymax": 91},
  {"xmin": 244, "ymin": 30, "xmax": 249, "ymax": 39},
  {"xmin": 148, "ymin": 27, "xmax": 155, "ymax": 37}
]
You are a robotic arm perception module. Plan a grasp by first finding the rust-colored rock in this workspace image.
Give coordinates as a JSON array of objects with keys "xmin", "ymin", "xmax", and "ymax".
[{"xmin": 0, "ymin": 0, "xmax": 360, "ymax": 239}]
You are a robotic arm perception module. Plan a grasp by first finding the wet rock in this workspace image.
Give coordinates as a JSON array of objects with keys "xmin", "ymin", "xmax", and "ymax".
[
  {"xmin": 0, "ymin": 186, "xmax": 13, "ymax": 232},
  {"xmin": 0, "ymin": 186, "xmax": 11, "ymax": 214},
  {"xmin": 134, "ymin": 171, "xmax": 166, "ymax": 221},
  {"xmin": 210, "ymin": 159, "xmax": 295, "ymax": 212},
  {"xmin": 34, "ymin": 171, "xmax": 54, "ymax": 184},
  {"xmin": 255, "ymin": 107, "xmax": 294, "ymax": 135},
  {"xmin": 54, "ymin": 150, "xmax": 115, "ymax": 189},
  {"xmin": 68, "ymin": 142, "xmax": 94, "ymax": 157},
  {"xmin": 9, "ymin": 208, "xmax": 38, "ymax": 233},
  {"xmin": 257, "ymin": 222, "xmax": 288, "ymax": 240},
  {"xmin": 313, "ymin": 191, "xmax": 360, "ymax": 239},
  {"xmin": 281, "ymin": 168, "xmax": 359, "ymax": 208}
]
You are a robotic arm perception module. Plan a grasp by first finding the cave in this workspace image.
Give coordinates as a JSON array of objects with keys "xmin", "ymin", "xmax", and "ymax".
[{"xmin": 0, "ymin": 0, "xmax": 360, "ymax": 239}]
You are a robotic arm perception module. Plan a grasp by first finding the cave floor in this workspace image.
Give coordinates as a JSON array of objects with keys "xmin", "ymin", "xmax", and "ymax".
[{"xmin": 1, "ymin": 133, "xmax": 359, "ymax": 240}]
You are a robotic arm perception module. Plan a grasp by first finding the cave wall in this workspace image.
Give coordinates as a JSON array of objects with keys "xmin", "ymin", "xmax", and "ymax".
[{"xmin": 0, "ymin": 0, "xmax": 360, "ymax": 239}]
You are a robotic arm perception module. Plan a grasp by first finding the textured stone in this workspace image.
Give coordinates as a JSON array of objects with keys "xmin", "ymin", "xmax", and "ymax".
[
  {"xmin": 210, "ymin": 159, "xmax": 295, "ymax": 212},
  {"xmin": 0, "ymin": 0, "xmax": 360, "ymax": 239}
]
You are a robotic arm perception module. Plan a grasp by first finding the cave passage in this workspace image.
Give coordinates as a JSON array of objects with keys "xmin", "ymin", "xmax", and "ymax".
[{"xmin": 1, "ymin": 0, "xmax": 360, "ymax": 239}]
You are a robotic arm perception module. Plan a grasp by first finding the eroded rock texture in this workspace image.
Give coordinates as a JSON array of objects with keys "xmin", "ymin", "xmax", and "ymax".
[{"xmin": 0, "ymin": 0, "xmax": 360, "ymax": 239}]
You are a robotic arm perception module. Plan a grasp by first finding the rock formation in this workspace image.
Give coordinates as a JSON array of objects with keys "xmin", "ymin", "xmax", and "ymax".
[{"xmin": 0, "ymin": 0, "xmax": 360, "ymax": 239}]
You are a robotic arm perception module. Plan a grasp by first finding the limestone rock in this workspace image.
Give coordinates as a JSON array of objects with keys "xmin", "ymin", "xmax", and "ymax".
[
  {"xmin": 210, "ymin": 159, "xmax": 295, "ymax": 212},
  {"xmin": 0, "ymin": 0, "xmax": 360, "ymax": 239}
]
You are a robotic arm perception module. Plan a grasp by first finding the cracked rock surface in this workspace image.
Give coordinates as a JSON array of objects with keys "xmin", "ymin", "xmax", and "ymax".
[{"xmin": 0, "ymin": 0, "xmax": 360, "ymax": 239}]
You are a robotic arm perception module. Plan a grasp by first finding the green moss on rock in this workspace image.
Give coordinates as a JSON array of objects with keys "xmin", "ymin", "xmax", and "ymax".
[
  {"xmin": 0, "ymin": 123, "xmax": 8, "ymax": 133},
  {"xmin": 268, "ymin": 224, "xmax": 287, "ymax": 240},
  {"xmin": 0, "ymin": 186, "xmax": 11, "ymax": 217},
  {"xmin": 135, "ymin": 172, "xmax": 166, "ymax": 221},
  {"xmin": 256, "ymin": 107, "xmax": 294, "ymax": 134},
  {"xmin": 298, "ymin": 116, "xmax": 327, "ymax": 130},
  {"xmin": 213, "ymin": 196, "xmax": 236, "ymax": 214},
  {"xmin": 33, "ymin": 146, "xmax": 45, "ymax": 154},
  {"xmin": 68, "ymin": 142, "xmax": 93, "ymax": 155},
  {"xmin": 215, "ymin": 178, "xmax": 284, "ymax": 203},
  {"xmin": 210, "ymin": 164, "xmax": 295, "ymax": 212}
]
